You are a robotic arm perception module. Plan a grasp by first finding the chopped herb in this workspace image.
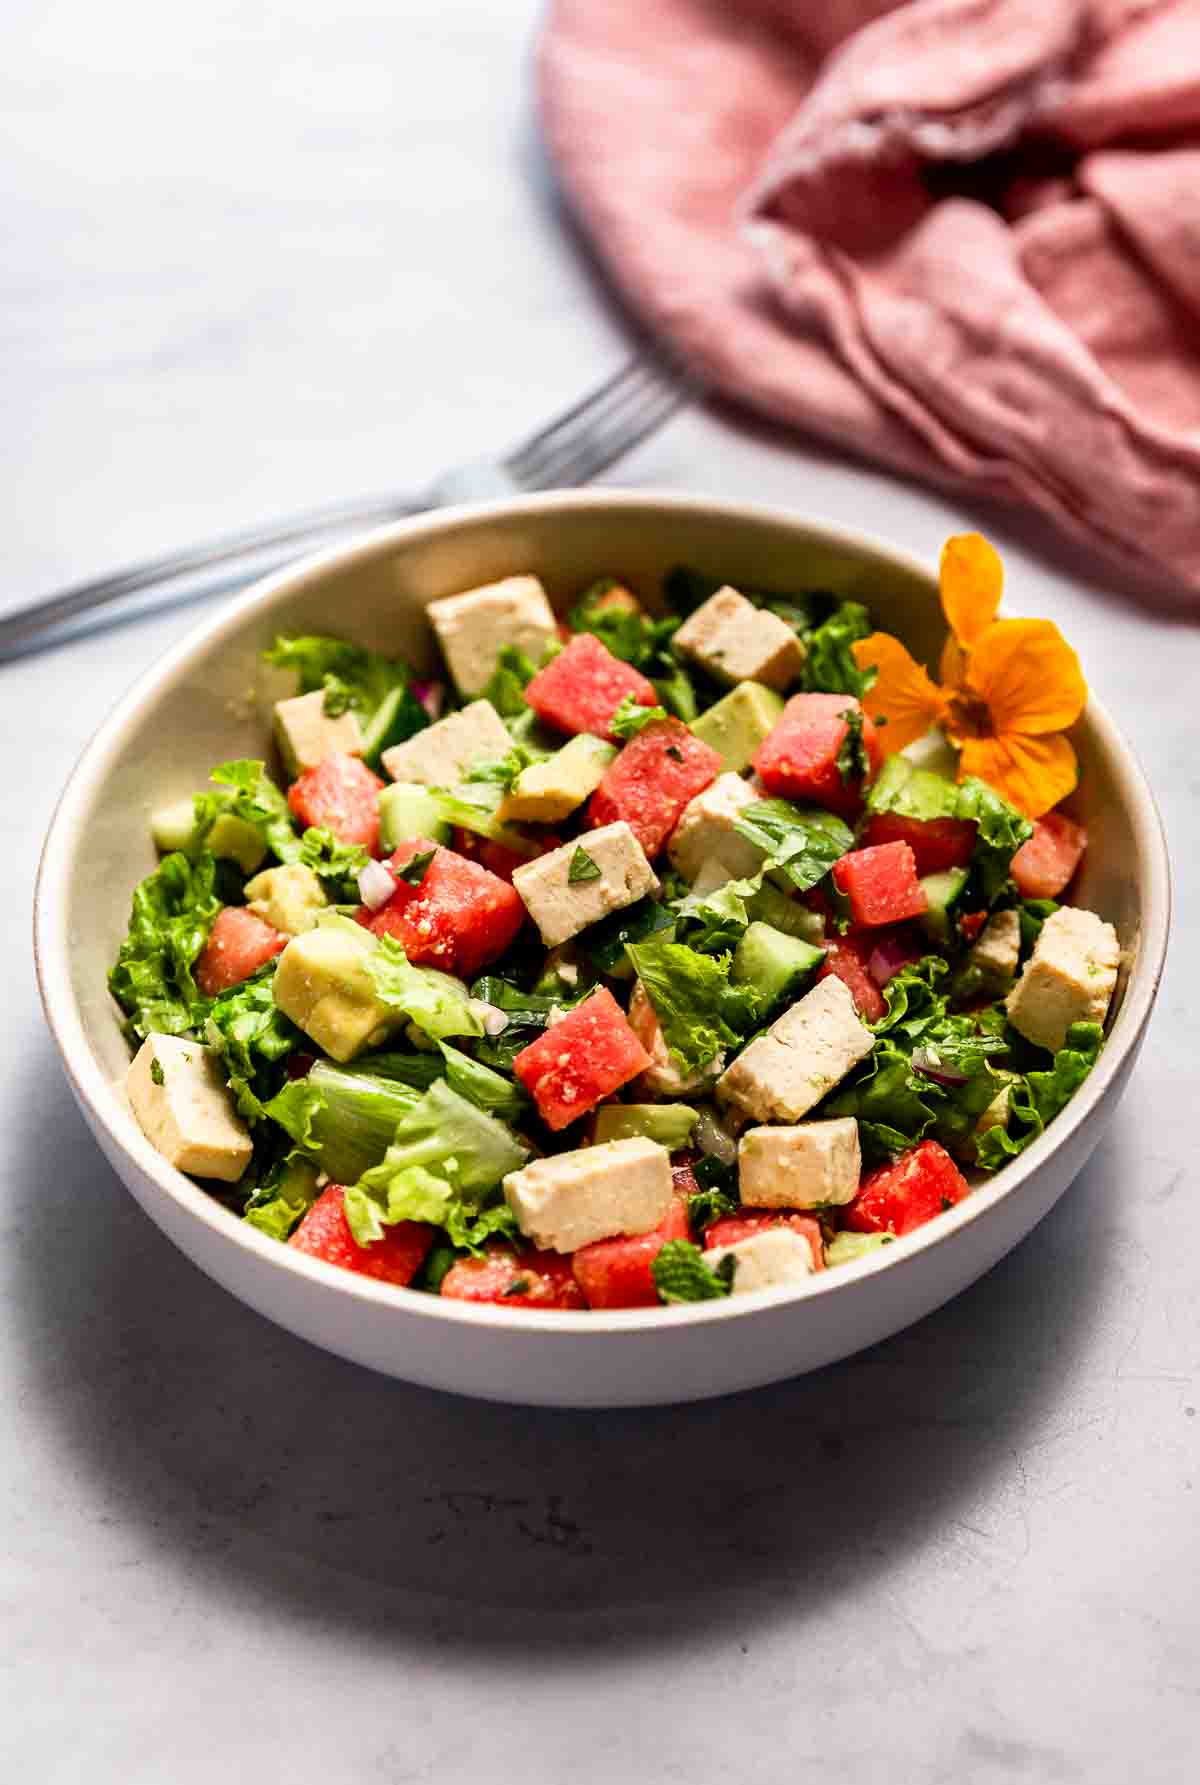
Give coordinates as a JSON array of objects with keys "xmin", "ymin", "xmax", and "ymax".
[
  {"xmin": 150, "ymin": 1058, "xmax": 165, "ymax": 1086},
  {"xmin": 568, "ymin": 846, "xmax": 602, "ymax": 884},
  {"xmin": 502, "ymin": 1277, "xmax": 531, "ymax": 1298},
  {"xmin": 665, "ymin": 744, "xmax": 684, "ymax": 762},
  {"xmin": 609, "ymin": 695, "xmax": 669, "ymax": 740},
  {"xmin": 394, "ymin": 849, "xmax": 435, "ymax": 886},
  {"xmin": 836, "ymin": 707, "xmax": 869, "ymax": 785}
]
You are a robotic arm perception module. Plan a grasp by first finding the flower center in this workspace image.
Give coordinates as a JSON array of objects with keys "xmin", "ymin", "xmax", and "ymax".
[{"xmin": 944, "ymin": 689, "xmax": 993, "ymax": 741}]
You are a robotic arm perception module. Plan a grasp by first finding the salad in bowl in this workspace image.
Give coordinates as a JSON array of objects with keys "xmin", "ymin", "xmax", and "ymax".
[{"xmin": 108, "ymin": 532, "xmax": 1119, "ymax": 1314}]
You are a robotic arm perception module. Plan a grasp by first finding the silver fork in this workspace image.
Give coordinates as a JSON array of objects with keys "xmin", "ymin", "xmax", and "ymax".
[{"xmin": 0, "ymin": 345, "xmax": 696, "ymax": 660}]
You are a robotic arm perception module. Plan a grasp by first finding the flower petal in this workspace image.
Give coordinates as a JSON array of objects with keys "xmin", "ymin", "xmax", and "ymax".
[
  {"xmin": 965, "ymin": 618, "xmax": 1087, "ymax": 735},
  {"xmin": 853, "ymin": 633, "xmax": 945, "ymax": 753},
  {"xmin": 939, "ymin": 630, "xmax": 967, "ymax": 690},
  {"xmin": 940, "ymin": 534, "xmax": 1003, "ymax": 651},
  {"xmin": 958, "ymin": 731, "xmax": 1078, "ymax": 819}
]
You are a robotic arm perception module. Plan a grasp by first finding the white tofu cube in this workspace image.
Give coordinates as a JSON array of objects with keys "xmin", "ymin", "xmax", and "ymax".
[
  {"xmin": 628, "ymin": 979, "xmax": 724, "ymax": 1096},
  {"xmin": 706, "ymin": 1228, "xmax": 815, "ymax": 1295},
  {"xmin": 667, "ymin": 772, "xmax": 765, "ymax": 884},
  {"xmin": 273, "ymin": 689, "xmax": 364, "ymax": 776},
  {"xmin": 672, "ymin": 585, "xmax": 806, "ymax": 691},
  {"xmin": 717, "ymin": 976, "xmax": 874, "ymax": 1125},
  {"xmin": 968, "ymin": 908, "xmax": 1021, "ymax": 991},
  {"xmin": 126, "ymin": 1034, "xmax": 253, "ymax": 1182},
  {"xmin": 738, "ymin": 1118, "xmax": 861, "ymax": 1209},
  {"xmin": 503, "ymin": 1136, "xmax": 673, "ymax": 1252},
  {"xmin": 1006, "ymin": 905, "xmax": 1119, "ymax": 1053},
  {"xmin": 427, "ymin": 575, "xmax": 558, "ymax": 697},
  {"xmin": 380, "ymin": 700, "xmax": 512, "ymax": 786},
  {"xmin": 511, "ymin": 821, "xmax": 659, "ymax": 948}
]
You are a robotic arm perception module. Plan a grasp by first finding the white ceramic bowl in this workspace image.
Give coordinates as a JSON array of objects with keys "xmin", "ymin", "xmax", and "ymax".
[{"xmin": 34, "ymin": 492, "xmax": 1170, "ymax": 1407}]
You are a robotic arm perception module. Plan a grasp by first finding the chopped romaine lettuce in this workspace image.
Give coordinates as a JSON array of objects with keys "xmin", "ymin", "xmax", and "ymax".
[
  {"xmin": 731, "ymin": 799, "xmax": 854, "ymax": 894},
  {"xmin": 264, "ymin": 634, "xmax": 428, "ymax": 737},
  {"xmin": 798, "ymin": 599, "xmax": 875, "ymax": 698},
  {"xmin": 625, "ymin": 937, "xmax": 757, "ymax": 1072},
  {"xmin": 108, "ymin": 850, "xmax": 222, "ymax": 1042},
  {"xmin": 204, "ymin": 964, "xmax": 304, "ymax": 1120},
  {"xmin": 242, "ymin": 1155, "xmax": 320, "ymax": 1241},
  {"xmin": 975, "ymin": 1022, "xmax": 1103, "ymax": 1170},
  {"xmin": 264, "ymin": 1059, "xmax": 424, "ymax": 1185},
  {"xmin": 361, "ymin": 928, "xmax": 486, "ymax": 1041}
]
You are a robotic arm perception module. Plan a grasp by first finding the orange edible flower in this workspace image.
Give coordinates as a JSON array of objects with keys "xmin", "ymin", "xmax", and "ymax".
[{"xmin": 851, "ymin": 534, "xmax": 1086, "ymax": 819}]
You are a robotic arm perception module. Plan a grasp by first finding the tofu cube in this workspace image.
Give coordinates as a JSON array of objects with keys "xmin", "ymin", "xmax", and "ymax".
[
  {"xmin": 1006, "ymin": 905, "xmax": 1119, "ymax": 1053},
  {"xmin": 511, "ymin": 821, "xmax": 659, "ymax": 948},
  {"xmin": 738, "ymin": 1118, "xmax": 861, "ymax": 1209},
  {"xmin": 274, "ymin": 689, "xmax": 365, "ymax": 777},
  {"xmin": 502, "ymin": 1136, "xmax": 673, "ymax": 1252},
  {"xmin": 667, "ymin": 771, "xmax": 765, "ymax": 883},
  {"xmin": 717, "ymin": 976, "xmax": 874, "ymax": 1125},
  {"xmin": 244, "ymin": 863, "xmax": 327, "ymax": 936},
  {"xmin": 126, "ymin": 1034, "xmax": 252, "ymax": 1182},
  {"xmin": 968, "ymin": 908, "xmax": 1021, "ymax": 992},
  {"xmin": 380, "ymin": 699, "xmax": 512, "ymax": 787},
  {"xmin": 427, "ymin": 575, "xmax": 559, "ymax": 698},
  {"xmin": 672, "ymin": 585, "xmax": 806, "ymax": 691},
  {"xmin": 706, "ymin": 1228, "xmax": 815, "ymax": 1295},
  {"xmin": 628, "ymin": 979, "xmax": 724, "ymax": 1097},
  {"xmin": 271, "ymin": 922, "xmax": 403, "ymax": 1062}
]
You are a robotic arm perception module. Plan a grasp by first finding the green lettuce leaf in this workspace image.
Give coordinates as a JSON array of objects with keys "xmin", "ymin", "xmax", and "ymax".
[
  {"xmin": 424, "ymin": 782, "xmax": 539, "ymax": 854},
  {"xmin": 264, "ymin": 633, "xmax": 424, "ymax": 725},
  {"xmin": 108, "ymin": 850, "xmax": 222, "ymax": 1042},
  {"xmin": 625, "ymin": 938, "xmax": 754, "ymax": 1072},
  {"xmin": 194, "ymin": 759, "xmax": 302, "ymax": 866},
  {"xmin": 799, "ymin": 600, "xmax": 875, "ymax": 699},
  {"xmin": 975, "ymin": 1022, "xmax": 1103, "ymax": 1170},
  {"xmin": 203, "ymin": 965, "xmax": 305, "ymax": 1120},
  {"xmin": 437, "ymin": 1043, "xmax": 530, "ymax": 1122},
  {"xmin": 652, "ymin": 1239, "xmax": 734, "ymax": 1303},
  {"xmin": 363, "ymin": 931, "xmax": 486, "ymax": 1040},
  {"xmin": 242, "ymin": 1155, "xmax": 320, "ymax": 1241},
  {"xmin": 480, "ymin": 644, "xmax": 538, "ymax": 718},
  {"xmin": 344, "ymin": 1080, "xmax": 527, "ymax": 1250},
  {"xmin": 264, "ymin": 1059, "xmax": 427, "ymax": 1184},
  {"xmin": 731, "ymin": 799, "xmax": 854, "ymax": 894}
]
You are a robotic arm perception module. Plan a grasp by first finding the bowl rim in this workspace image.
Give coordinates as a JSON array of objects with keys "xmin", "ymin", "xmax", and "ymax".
[{"xmin": 34, "ymin": 489, "xmax": 1173, "ymax": 1335}]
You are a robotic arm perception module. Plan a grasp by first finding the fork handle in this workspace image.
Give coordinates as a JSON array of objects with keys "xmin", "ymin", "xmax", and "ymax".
[{"xmin": 0, "ymin": 489, "xmax": 432, "ymax": 660}]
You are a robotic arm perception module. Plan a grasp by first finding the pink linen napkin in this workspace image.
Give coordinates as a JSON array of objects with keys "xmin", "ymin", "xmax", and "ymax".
[{"xmin": 539, "ymin": 0, "xmax": 1200, "ymax": 604}]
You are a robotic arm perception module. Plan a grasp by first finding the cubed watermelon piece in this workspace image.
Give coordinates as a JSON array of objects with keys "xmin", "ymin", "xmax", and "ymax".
[
  {"xmin": 862, "ymin": 810, "xmax": 977, "ymax": 874},
  {"xmin": 588, "ymin": 719, "xmax": 722, "ymax": 859},
  {"xmin": 525, "ymin": 634, "xmax": 658, "ymax": 742},
  {"xmin": 512, "ymin": 987, "xmax": 652, "ymax": 1130},
  {"xmin": 289, "ymin": 1184, "xmax": 435, "ymax": 1285},
  {"xmin": 194, "ymin": 905, "xmax": 287, "ymax": 997},
  {"xmin": 703, "ymin": 1211, "xmax": 825, "ymax": 1272},
  {"xmin": 360, "ymin": 839, "xmax": 525, "ymax": 978},
  {"xmin": 1011, "ymin": 810, "xmax": 1087, "ymax": 899},
  {"xmin": 753, "ymin": 693, "xmax": 882, "ymax": 818},
  {"xmin": 832, "ymin": 841, "xmax": 928, "ymax": 927},
  {"xmin": 572, "ymin": 1195, "xmax": 690, "ymax": 1308},
  {"xmin": 440, "ymin": 1242, "xmax": 586, "ymax": 1309},
  {"xmin": 844, "ymin": 1140, "xmax": 968, "ymax": 1237},
  {"xmin": 816, "ymin": 935, "xmax": 886, "ymax": 1022},
  {"xmin": 287, "ymin": 752, "xmax": 385, "ymax": 854}
]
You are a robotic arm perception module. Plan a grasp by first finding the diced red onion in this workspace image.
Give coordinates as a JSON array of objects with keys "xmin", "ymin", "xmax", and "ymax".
[
  {"xmin": 412, "ymin": 679, "xmax": 444, "ymax": 720},
  {"xmin": 911, "ymin": 1048, "xmax": 969, "ymax": 1089},
  {"xmin": 868, "ymin": 932, "xmax": 926, "ymax": 987},
  {"xmin": 357, "ymin": 860, "xmax": 396, "ymax": 910}
]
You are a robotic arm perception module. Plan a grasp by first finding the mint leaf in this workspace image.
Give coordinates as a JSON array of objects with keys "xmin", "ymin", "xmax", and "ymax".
[
  {"xmin": 609, "ymin": 695, "xmax": 668, "ymax": 741},
  {"xmin": 149, "ymin": 1058, "xmax": 165, "ymax": 1087},
  {"xmin": 298, "ymin": 825, "xmax": 370, "ymax": 899},
  {"xmin": 732, "ymin": 799, "xmax": 853, "ymax": 894},
  {"xmin": 568, "ymin": 845, "xmax": 602, "ymax": 884},
  {"xmin": 394, "ymin": 849, "xmax": 435, "ymax": 886},
  {"xmin": 653, "ymin": 1240, "xmax": 734, "ymax": 1303}
]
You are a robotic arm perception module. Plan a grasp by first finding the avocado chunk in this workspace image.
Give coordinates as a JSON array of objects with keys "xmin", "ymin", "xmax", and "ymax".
[
  {"xmin": 689, "ymin": 681, "xmax": 785, "ymax": 773},
  {"xmin": 148, "ymin": 799, "xmax": 265, "ymax": 873},
  {"xmin": 731, "ymin": 921, "xmax": 824, "ymax": 1011},
  {"xmin": 271, "ymin": 923, "xmax": 404, "ymax": 1062},
  {"xmin": 378, "ymin": 782, "xmax": 451, "ymax": 852},
  {"xmin": 917, "ymin": 867, "xmax": 968, "ymax": 944},
  {"xmin": 825, "ymin": 1231, "xmax": 893, "ymax": 1268},
  {"xmin": 593, "ymin": 1103, "xmax": 699, "ymax": 1148},
  {"xmin": 244, "ymin": 863, "xmax": 327, "ymax": 936},
  {"xmin": 499, "ymin": 734, "xmax": 616, "ymax": 824}
]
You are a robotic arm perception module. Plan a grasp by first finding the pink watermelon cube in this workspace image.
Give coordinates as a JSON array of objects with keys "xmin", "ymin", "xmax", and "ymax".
[
  {"xmin": 572, "ymin": 1193, "xmax": 690, "ymax": 1309},
  {"xmin": 831, "ymin": 840, "xmax": 928, "ymax": 927},
  {"xmin": 1011, "ymin": 810, "xmax": 1087, "ymax": 899},
  {"xmin": 195, "ymin": 905, "xmax": 287, "ymax": 998},
  {"xmin": 844, "ymin": 1140, "xmax": 968, "ymax": 1237},
  {"xmin": 753, "ymin": 692, "xmax": 882, "ymax": 818},
  {"xmin": 512, "ymin": 987, "xmax": 652, "ymax": 1130},
  {"xmin": 440, "ymin": 1242, "xmax": 586, "ymax": 1309},
  {"xmin": 360, "ymin": 838, "xmax": 525, "ymax": 978},
  {"xmin": 588, "ymin": 719, "xmax": 722, "ymax": 859},
  {"xmin": 289, "ymin": 1184, "xmax": 435, "ymax": 1285},
  {"xmin": 287, "ymin": 752, "xmax": 384, "ymax": 854},
  {"xmin": 524, "ymin": 634, "xmax": 659, "ymax": 741}
]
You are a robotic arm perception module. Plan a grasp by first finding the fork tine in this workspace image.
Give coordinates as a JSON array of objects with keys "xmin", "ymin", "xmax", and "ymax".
[{"xmin": 505, "ymin": 346, "xmax": 696, "ymax": 489}]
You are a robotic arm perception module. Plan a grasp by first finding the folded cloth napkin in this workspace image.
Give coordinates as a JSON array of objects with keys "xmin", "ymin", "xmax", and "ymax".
[{"xmin": 540, "ymin": 0, "xmax": 1200, "ymax": 604}]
